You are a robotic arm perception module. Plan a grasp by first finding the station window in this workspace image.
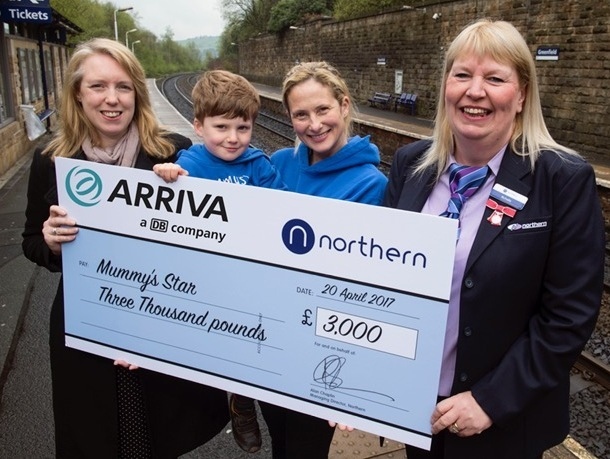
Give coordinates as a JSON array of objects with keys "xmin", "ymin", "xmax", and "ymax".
[
  {"xmin": 18, "ymin": 48, "xmax": 30, "ymax": 103},
  {"xmin": 0, "ymin": 69, "xmax": 8, "ymax": 124},
  {"xmin": 34, "ymin": 49, "xmax": 42, "ymax": 98},
  {"xmin": 57, "ymin": 46, "xmax": 69, "ymax": 89},
  {"xmin": 17, "ymin": 47, "xmax": 43, "ymax": 103},
  {"xmin": 44, "ymin": 49, "xmax": 55, "ymax": 96},
  {"xmin": 0, "ymin": 30, "xmax": 13, "ymax": 123}
]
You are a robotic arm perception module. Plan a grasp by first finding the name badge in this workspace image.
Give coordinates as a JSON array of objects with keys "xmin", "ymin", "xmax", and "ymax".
[{"xmin": 490, "ymin": 184, "xmax": 528, "ymax": 210}]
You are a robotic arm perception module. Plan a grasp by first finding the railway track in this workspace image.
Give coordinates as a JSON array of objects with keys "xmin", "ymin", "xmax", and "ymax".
[
  {"xmin": 159, "ymin": 73, "xmax": 610, "ymax": 392},
  {"xmin": 257, "ymin": 111, "xmax": 295, "ymax": 144},
  {"xmin": 575, "ymin": 351, "xmax": 610, "ymax": 390}
]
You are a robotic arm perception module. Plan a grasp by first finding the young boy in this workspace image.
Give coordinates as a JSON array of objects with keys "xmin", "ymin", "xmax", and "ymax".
[
  {"xmin": 153, "ymin": 69, "xmax": 284, "ymax": 191},
  {"xmin": 154, "ymin": 70, "xmax": 281, "ymax": 453}
]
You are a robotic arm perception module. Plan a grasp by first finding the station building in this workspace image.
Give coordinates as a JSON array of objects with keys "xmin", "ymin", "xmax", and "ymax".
[{"xmin": 0, "ymin": 0, "xmax": 80, "ymax": 176}]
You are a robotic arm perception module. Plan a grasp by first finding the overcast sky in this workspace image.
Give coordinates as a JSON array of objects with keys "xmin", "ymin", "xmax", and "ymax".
[{"xmin": 123, "ymin": 0, "xmax": 226, "ymax": 41}]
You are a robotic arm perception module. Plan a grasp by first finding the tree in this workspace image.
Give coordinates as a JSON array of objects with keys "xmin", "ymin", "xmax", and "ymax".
[
  {"xmin": 267, "ymin": 0, "xmax": 331, "ymax": 33},
  {"xmin": 221, "ymin": 0, "xmax": 278, "ymax": 39},
  {"xmin": 333, "ymin": 0, "xmax": 403, "ymax": 21},
  {"xmin": 215, "ymin": 22, "xmax": 242, "ymax": 72},
  {"xmin": 50, "ymin": 0, "xmax": 204, "ymax": 76},
  {"xmin": 215, "ymin": 0, "xmax": 279, "ymax": 69},
  {"xmin": 52, "ymin": 0, "xmax": 117, "ymax": 42}
]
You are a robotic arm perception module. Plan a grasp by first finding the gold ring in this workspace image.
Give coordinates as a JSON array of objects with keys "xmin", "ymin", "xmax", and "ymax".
[{"xmin": 450, "ymin": 422, "xmax": 460, "ymax": 434}]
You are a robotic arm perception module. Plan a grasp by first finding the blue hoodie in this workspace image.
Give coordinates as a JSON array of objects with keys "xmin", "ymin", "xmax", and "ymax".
[
  {"xmin": 176, "ymin": 144, "xmax": 285, "ymax": 189},
  {"xmin": 270, "ymin": 135, "xmax": 387, "ymax": 204}
]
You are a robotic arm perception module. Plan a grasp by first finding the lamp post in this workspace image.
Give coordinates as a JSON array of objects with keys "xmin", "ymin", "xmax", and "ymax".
[
  {"xmin": 113, "ymin": 7, "xmax": 133, "ymax": 41},
  {"xmin": 131, "ymin": 40, "xmax": 141, "ymax": 54},
  {"xmin": 125, "ymin": 28, "xmax": 137, "ymax": 47}
]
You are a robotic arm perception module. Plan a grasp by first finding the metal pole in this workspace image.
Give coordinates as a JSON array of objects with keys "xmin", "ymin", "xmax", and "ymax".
[
  {"xmin": 125, "ymin": 28, "xmax": 137, "ymax": 48},
  {"xmin": 113, "ymin": 7, "xmax": 133, "ymax": 41}
]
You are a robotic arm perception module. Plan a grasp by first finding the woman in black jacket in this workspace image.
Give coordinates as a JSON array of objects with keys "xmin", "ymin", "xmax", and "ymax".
[
  {"xmin": 22, "ymin": 38, "xmax": 229, "ymax": 458},
  {"xmin": 384, "ymin": 19, "xmax": 604, "ymax": 459}
]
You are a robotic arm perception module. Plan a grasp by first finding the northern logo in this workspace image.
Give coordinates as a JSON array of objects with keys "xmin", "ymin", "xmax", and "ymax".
[
  {"xmin": 282, "ymin": 219, "xmax": 315, "ymax": 254},
  {"xmin": 65, "ymin": 166, "xmax": 103, "ymax": 207},
  {"xmin": 281, "ymin": 218, "xmax": 427, "ymax": 267},
  {"xmin": 507, "ymin": 221, "xmax": 548, "ymax": 231}
]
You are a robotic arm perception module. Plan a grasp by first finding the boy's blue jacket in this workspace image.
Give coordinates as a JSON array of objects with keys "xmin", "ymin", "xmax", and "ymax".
[{"xmin": 177, "ymin": 144, "xmax": 285, "ymax": 189}]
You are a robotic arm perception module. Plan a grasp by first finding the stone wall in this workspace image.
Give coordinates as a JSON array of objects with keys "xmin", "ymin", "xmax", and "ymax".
[
  {"xmin": 0, "ymin": 37, "xmax": 35, "ymax": 177},
  {"xmin": 238, "ymin": 0, "xmax": 610, "ymax": 164},
  {"xmin": 0, "ymin": 36, "xmax": 62, "ymax": 177}
]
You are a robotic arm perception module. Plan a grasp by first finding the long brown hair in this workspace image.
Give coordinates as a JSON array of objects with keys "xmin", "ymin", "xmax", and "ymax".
[{"xmin": 44, "ymin": 38, "xmax": 175, "ymax": 159}]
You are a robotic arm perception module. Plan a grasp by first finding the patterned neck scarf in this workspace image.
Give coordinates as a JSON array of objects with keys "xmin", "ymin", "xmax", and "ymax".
[{"xmin": 82, "ymin": 122, "xmax": 140, "ymax": 167}]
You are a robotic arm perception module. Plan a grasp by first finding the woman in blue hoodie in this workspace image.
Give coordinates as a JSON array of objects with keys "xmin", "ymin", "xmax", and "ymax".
[
  {"xmin": 258, "ymin": 61, "xmax": 388, "ymax": 458},
  {"xmin": 271, "ymin": 61, "xmax": 388, "ymax": 205}
]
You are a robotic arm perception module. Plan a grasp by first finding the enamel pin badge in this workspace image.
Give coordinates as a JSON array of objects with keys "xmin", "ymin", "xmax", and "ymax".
[{"xmin": 486, "ymin": 198, "xmax": 516, "ymax": 225}]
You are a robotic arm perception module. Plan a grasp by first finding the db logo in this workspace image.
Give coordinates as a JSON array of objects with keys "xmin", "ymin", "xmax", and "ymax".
[
  {"xmin": 282, "ymin": 219, "xmax": 315, "ymax": 255},
  {"xmin": 64, "ymin": 166, "xmax": 103, "ymax": 207},
  {"xmin": 150, "ymin": 218, "xmax": 168, "ymax": 232}
]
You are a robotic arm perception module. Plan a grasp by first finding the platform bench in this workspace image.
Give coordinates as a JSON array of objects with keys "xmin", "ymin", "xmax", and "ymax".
[
  {"xmin": 395, "ymin": 93, "xmax": 417, "ymax": 115},
  {"xmin": 367, "ymin": 92, "xmax": 393, "ymax": 110}
]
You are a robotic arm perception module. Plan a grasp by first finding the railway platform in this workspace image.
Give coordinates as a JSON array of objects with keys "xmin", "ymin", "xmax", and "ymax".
[
  {"xmin": 253, "ymin": 81, "xmax": 436, "ymax": 141},
  {"xmin": 0, "ymin": 79, "xmax": 600, "ymax": 458}
]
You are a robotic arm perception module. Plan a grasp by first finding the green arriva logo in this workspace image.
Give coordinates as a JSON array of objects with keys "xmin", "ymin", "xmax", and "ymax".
[{"xmin": 65, "ymin": 166, "xmax": 103, "ymax": 207}]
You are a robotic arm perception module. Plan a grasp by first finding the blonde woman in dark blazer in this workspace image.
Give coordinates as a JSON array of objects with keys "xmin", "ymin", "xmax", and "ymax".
[{"xmin": 384, "ymin": 19, "xmax": 604, "ymax": 459}]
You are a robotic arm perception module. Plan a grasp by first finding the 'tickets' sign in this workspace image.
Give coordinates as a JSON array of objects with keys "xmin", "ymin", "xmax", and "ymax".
[{"xmin": 0, "ymin": 0, "xmax": 52, "ymax": 24}]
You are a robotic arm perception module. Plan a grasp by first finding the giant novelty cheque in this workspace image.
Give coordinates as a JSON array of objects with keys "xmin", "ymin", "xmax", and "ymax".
[{"xmin": 56, "ymin": 157, "xmax": 457, "ymax": 450}]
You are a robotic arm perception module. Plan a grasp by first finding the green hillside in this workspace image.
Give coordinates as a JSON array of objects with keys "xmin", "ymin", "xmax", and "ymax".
[{"xmin": 179, "ymin": 36, "xmax": 220, "ymax": 60}]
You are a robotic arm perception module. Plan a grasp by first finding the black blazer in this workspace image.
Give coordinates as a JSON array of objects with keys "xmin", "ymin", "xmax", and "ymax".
[
  {"xmin": 22, "ymin": 133, "xmax": 230, "ymax": 458},
  {"xmin": 384, "ymin": 140, "xmax": 604, "ymax": 458}
]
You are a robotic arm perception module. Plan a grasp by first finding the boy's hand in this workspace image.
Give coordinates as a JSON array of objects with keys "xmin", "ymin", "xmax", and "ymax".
[
  {"xmin": 153, "ymin": 163, "xmax": 189, "ymax": 182},
  {"xmin": 114, "ymin": 359, "xmax": 139, "ymax": 370}
]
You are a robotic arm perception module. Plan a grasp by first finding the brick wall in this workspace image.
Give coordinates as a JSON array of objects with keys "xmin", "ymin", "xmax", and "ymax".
[{"xmin": 239, "ymin": 0, "xmax": 610, "ymax": 164}]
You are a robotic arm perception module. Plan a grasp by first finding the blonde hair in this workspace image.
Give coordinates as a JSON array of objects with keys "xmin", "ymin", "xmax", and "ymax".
[
  {"xmin": 192, "ymin": 70, "xmax": 260, "ymax": 123},
  {"xmin": 282, "ymin": 61, "xmax": 355, "ymax": 141},
  {"xmin": 44, "ymin": 38, "xmax": 175, "ymax": 159},
  {"xmin": 419, "ymin": 19, "xmax": 577, "ymax": 177}
]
